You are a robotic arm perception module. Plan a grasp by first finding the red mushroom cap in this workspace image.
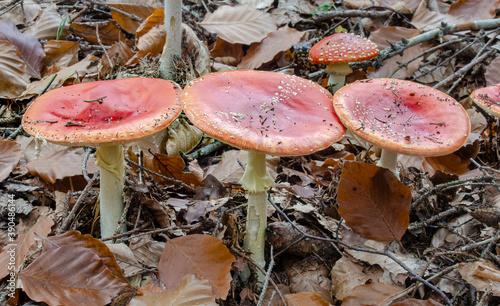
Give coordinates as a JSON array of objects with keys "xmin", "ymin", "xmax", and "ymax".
[
  {"xmin": 22, "ymin": 77, "xmax": 182, "ymax": 146},
  {"xmin": 182, "ymin": 70, "xmax": 346, "ymax": 156},
  {"xmin": 308, "ymin": 33, "xmax": 379, "ymax": 65},
  {"xmin": 333, "ymin": 78, "xmax": 470, "ymax": 156},
  {"xmin": 471, "ymin": 83, "xmax": 500, "ymax": 118}
]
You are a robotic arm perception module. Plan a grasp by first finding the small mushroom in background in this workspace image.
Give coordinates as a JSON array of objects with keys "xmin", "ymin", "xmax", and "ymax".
[
  {"xmin": 332, "ymin": 78, "xmax": 471, "ymax": 177},
  {"xmin": 182, "ymin": 70, "xmax": 346, "ymax": 274},
  {"xmin": 308, "ymin": 33, "xmax": 379, "ymax": 93},
  {"xmin": 470, "ymin": 83, "xmax": 500, "ymax": 118},
  {"xmin": 22, "ymin": 77, "xmax": 183, "ymax": 239}
]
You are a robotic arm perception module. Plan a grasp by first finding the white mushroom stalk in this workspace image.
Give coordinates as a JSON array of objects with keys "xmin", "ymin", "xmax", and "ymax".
[
  {"xmin": 240, "ymin": 150, "xmax": 275, "ymax": 268},
  {"xmin": 95, "ymin": 145, "xmax": 125, "ymax": 238}
]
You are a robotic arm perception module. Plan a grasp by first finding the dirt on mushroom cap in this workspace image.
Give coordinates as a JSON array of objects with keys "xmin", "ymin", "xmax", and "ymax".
[
  {"xmin": 21, "ymin": 78, "xmax": 183, "ymax": 146},
  {"xmin": 182, "ymin": 70, "xmax": 346, "ymax": 156},
  {"xmin": 333, "ymin": 78, "xmax": 471, "ymax": 156}
]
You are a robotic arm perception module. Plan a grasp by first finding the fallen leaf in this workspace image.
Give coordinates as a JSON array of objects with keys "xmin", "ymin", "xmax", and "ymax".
[
  {"xmin": 331, "ymin": 256, "xmax": 382, "ymax": 300},
  {"xmin": 166, "ymin": 118, "xmax": 203, "ymax": 156},
  {"xmin": 0, "ymin": 20, "xmax": 45, "ymax": 78},
  {"xmin": 337, "ymin": 161, "xmax": 411, "ymax": 241},
  {"xmin": 240, "ymin": 0, "xmax": 275, "ymax": 9},
  {"xmin": 238, "ymin": 26, "xmax": 306, "ymax": 70},
  {"xmin": 288, "ymin": 259, "xmax": 333, "ymax": 304},
  {"xmin": 183, "ymin": 24, "xmax": 211, "ymax": 77},
  {"xmin": 0, "ymin": 41, "xmax": 31, "ymax": 99},
  {"xmin": 24, "ymin": 4, "xmax": 69, "ymax": 40},
  {"xmin": 20, "ymin": 54, "xmax": 100, "ymax": 99},
  {"xmin": 0, "ymin": 140, "xmax": 22, "ymax": 182},
  {"xmin": 392, "ymin": 298, "xmax": 443, "ymax": 305},
  {"xmin": 158, "ymin": 234, "xmax": 235, "ymax": 299},
  {"xmin": 126, "ymin": 24, "xmax": 166, "ymax": 66},
  {"xmin": 284, "ymin": 292, "xmax": 332, "ymax": 306},
  {"xmin": 0, "ymin": 215, "xmax": 54, "ymax": 279},
  {"xmin": 108, "ymin": 2, "xmax": 157, "ymax": 34},
  {"xmin": 70, "ymin": 20, "xmax": 122, "ymax": 45},
  {"xmin": 459, "ymin": 259, "xmax": 500, "ymax": 296},
  {"xmin": 448, "ymin": 0, "xmax": 500, "ymax": 23},
  {"xmin": 136, "ymin": 7, "xmax": 163, "ymax": 38},
  {"xmin": 199, "ymin": 5, "xmax": 277, "ymax": 44},
  {"xmin": 485, "ymin": 57, "xmax": 500, "ymax": 86},
  {"xmin": 342, "ymin": 282, "xmax": 403, "ymax": 305},
  {"xmin": 43, "ymin": 40, "xmax": 80, "ymax": 69},
  {"xmin": 130, "ymin": 274, "xmax": 217, "ymax": 305},
  {"xmin": 19, "ymin": 244, "xmax": 132, "ymax": 305},
  {"xmin": 26, "ymin": 148, "xmax": 98, "ymax": 185}
]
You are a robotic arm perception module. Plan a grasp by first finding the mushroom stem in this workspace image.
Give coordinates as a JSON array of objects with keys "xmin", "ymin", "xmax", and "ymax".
[
  {"xmin": 240, "ymin": 150, "xmax": 275, "ymax": 269},
  {"xmin": 325, "ymin": 63, "xmax": 353, "ymax": 93},
  {"xmin": 376, "ymin": 149, "xmax": 399, "ymax": 177},
  {"xmin": 95, "ymin": 145, "xmax": 125, "ymax": 239}
]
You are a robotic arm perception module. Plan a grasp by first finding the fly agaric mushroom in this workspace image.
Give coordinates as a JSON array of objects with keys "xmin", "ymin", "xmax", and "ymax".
[
  {"xmin": 182, "ymin": 70, "xmax": 345, "ymax": 269},
  {"xmin": 470, "ymin": 83, "xmax": 500, "ymax": 118},
  {"xmin": 333, "ymin": 78, "xmax": 470, "ymax": 176},
  {"xmin": 22, "ymin": 77, "xmax": 182, "ymax": 239},
  {"xmin": 308, "ymin": 33, "xmax": 379, "ymax": 93}
]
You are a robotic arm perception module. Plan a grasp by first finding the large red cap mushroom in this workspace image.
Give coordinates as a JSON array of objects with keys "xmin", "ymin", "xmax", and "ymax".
[
  {"xmin": 22, "ymin": 77, "xmax": 183, "ymax": 239},
  {"xmin": 182, "ymin": 70, "xmax": 345, "ymax": 269},
  {"xmin": 333, "ymin": 78, "xmax": 470, "ymax": 176},
  {"xmin": 308, "ymin": 33, "xmax": 379, "ymax": 93},
  {"xmin": 470, "ymin": 83, "xmax": 500, "ymax": 118}
]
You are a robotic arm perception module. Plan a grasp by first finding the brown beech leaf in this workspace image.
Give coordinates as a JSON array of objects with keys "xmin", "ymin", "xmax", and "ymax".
[
  {"xmin": 43, "ymin": 40, "xmax": 79, "ymax": 69},
  {"xmin": 485, "ymin": 57, "xmax": 500, "ymax": 86},
  {"xmin": 0, "ymin": 41, "xmax": 31, "ymax": 99},
  {"xmin": 130, "ymin": 274, "xmax": 217, "ymax": 306},
  {"xmin": 459, "ymin": 259, "xmax": 500, "ymax": 296},
  {"xmin": 43, "ymin": 231, "xmax": 127, "ymax": 280},
  {"xmin": 0, "ymin": 139, "xmax": 22, "ymax": 182},
  {"xmin": 158, "ymin": 234, "xmax": 235, "ymax": 299},
  {"xmin": 144, "ymin": 153, "xmax": 204, "ymax": 188},
  {"xmin": 284, "ymin": 292, "xmax": 332, "ymax": 306},
  {"xmin": 24, "ymin": 4, "xmax": 69, "ymax": 40},
  {"xmin": 19, "ymin": 244, "xmax": 132, "ymax": 305},
  {"xmin": 20, "ymin": 54, "xmax": 99, "ymax": 99},
  {"xmin": 238, "ymin": 25, "xmax": 306, "ymax": 70},
  {"xmin": 342, "ymin": 283, "xmax": 403, "ymax": 305},
  {"xmin": 337, "ymin": 161, "xmax": 411, "ymax": 242},
  {"xmin": 0, "ymin": 215, "xmax": 54, "ymax": 279},
  {"xmin": 210, "ymin": 39, "xmax": 244, "ymax": 66},
  {"xmin": 26, "ymin": 149, "xmax": 99, "ymax": 185},
  {"xmin": 183, "ymin": 24, "xmax": 211, "ymax": 77},
  {"xmin": 392, "ymin": 298, "xmax": 443, "ymax": 306},
  {"xmin": 108, "ymin": 2, "xmax": 157, "ymax": 34},
  {"xmin": 423, "ymin": 141, "xmax": 479, "ymax": 177},
  {"xmin": 448, "ymin": 0, "xmax": 500, "ymax": 23},
  {"xmin": 126, "ymin": 24, "xmax": 165, "ymax": 66},
  {"xmin": 136, "ymin": 7, "xmax": 163, "ymax": 38},
  {"xmin": 0, "ymin": 20, "xmax": 45, "ymax": 78},
  {"xmin": 199, "ymin": 5, "xmax": 277, "ymax": 44},
  {"xmin": 99, "ymin": 41, "xmax": 135, "ymax": 77},
  {"xmin": 70, "ymin": 21, "xmax": 122, "ymax": 45}
]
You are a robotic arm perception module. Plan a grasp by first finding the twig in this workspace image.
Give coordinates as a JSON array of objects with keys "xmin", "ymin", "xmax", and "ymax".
[
  {"xmin": 257, "ymin": 246, "xmax": 275, "ymax": 306},
  {"xmin": 231, "ymin": 247, "xmax": 286, "ymax": 306},
  {"xmin": 100, "ymin": 224, "xmax": 197, "ymax": 242},
  {"xmin": 433, "ymin": 49, "xmax": 495, "ymax": 90},
  {"xmin": 267, "ymin": 193, "xmax": 452, "ymax": 305},
  {"xmin": 125, "ymin": 157, "xmax": 196, "ymax": 193},
  {"xmin": 58, "ymin": 173, "xmax": 99, "ymax": 233},
  {"xmin": 87, "ymin": 0, "xmax": 143, "ymax": 22}
]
